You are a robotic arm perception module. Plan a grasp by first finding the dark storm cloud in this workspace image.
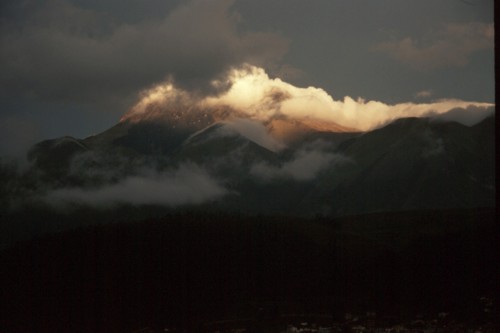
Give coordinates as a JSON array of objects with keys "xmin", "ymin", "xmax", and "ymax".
[
  {"xmin": 0, "ymin": 115, "xmax": 41, "ymax": 159},
  {"xmin": 233, "ymin": 0, "xmax": 494, "ymax": 103},
  {"xmin": 374, "ymin": 22, "xmax": 494, "ymax": 70},
  {"xmin": 0, "ymin": 0, "xmax": 288, "ymax": 102}
]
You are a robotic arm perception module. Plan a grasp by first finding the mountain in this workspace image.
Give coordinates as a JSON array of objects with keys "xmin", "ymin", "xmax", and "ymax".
[
  {"xmin": 5, "ymin": 113, "xmax": 495, "ymax": 218},
  {"xmin": 0, "ymin": 110, "xmax": 495, "ymax": 331},
  {"xmin": 297, "ymin": 116, "xmax": 496, "ymax": 215}
]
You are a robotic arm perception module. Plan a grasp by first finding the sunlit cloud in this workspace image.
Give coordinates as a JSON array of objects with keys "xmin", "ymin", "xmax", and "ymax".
[{"xmin": 121, "ymin": 65, "xmax": 494, "ymax": 137}]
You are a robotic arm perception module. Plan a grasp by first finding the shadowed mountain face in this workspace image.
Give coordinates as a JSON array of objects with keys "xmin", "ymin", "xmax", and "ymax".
[
  {"xmin": 1, "ymin": 113, "xmax": 493, "ymax": 248},
  {"xmin": 297, "ymin": 117, "xmax": 495, "ymax": 215},
  {"xmin": 20, "ymin": 114, "xmax": 495, "ymax": 217}
]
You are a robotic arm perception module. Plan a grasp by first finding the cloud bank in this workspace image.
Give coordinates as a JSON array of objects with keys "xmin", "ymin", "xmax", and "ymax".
[
  {"xmin": 122, "ymin": 65, "xmax": 494, "ymax": 135},
  {"xmin": 251, "ymin": 146, "xmax": 349, "ymax": 181},
  {"xmin": 46, "ymin": 164, "xmax": 227, "ymax": 207}
]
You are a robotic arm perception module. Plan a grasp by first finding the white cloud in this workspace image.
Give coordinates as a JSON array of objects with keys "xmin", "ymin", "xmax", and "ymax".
[
  {"xmin": 251, "ymin": 148, "xmax": 348, "ymax": 181},
  {"xmin": 123, "ymin": 65, "xmax": 494, "ymax": 134},
  {"xmin": 46, "ymin": 164, "xmax": 227, "ymax": 207},
  {"xmin": 217, "ymin": 118, "xmax": 285, "ymax": 152},
  {"xmin": 429, "ymin": 105, "xmax": 494, "ymax": 126}
]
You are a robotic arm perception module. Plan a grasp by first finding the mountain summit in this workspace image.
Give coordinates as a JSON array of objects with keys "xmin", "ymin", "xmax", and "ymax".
[{"xmin": 2, "ymin": 66, "xmax": 495, "ymax": 216}]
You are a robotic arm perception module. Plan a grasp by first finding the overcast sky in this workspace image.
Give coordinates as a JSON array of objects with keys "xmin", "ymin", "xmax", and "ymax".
[{"xmin": 0, "ymin": 0, "xmax": 494, "ymax": 156}]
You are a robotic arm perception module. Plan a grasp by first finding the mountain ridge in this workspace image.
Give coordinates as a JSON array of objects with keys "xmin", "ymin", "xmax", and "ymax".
[{"xmin": 4, "ymin": 113, "xmax": 492, "ymax": 218}]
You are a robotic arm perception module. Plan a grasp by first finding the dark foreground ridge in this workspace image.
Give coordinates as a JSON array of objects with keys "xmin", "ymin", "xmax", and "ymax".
[{"xmin": 0, "ymin": 208, "xmax": 496, "ymax": 332}]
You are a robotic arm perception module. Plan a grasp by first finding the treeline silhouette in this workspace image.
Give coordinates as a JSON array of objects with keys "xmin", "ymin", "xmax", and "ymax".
[{"xmin": 0, "ymin": 208, "xmax": 496, "ymax": 332}]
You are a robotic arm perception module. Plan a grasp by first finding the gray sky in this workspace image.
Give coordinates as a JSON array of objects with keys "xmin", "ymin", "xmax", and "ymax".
[{"xmin": 0, "ymin": 0, "xmax": 494, "ymax": 156}]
